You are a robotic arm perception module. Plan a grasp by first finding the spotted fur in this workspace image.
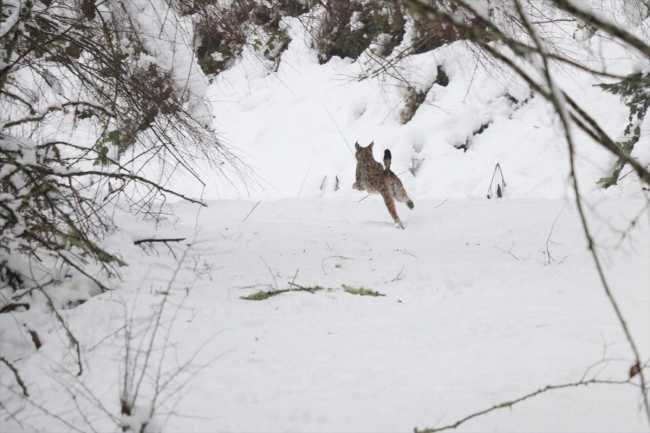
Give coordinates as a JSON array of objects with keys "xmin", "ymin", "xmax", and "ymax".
[{"xmin": 352, "ymin": 141, "xmax": 414, "ymax": 229}]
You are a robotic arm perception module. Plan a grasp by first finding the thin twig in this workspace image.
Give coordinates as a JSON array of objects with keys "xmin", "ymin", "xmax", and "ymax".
[
  {"xmin": 0, "ymin": 357, "xmax": 29, "ymax": 396},
  {"xmin": 415, "ymin": 378, "xmax": 636, "ymax": 432},
  {"xmin": 39, "ymin": 289, "xmax": 83, "ymax": 376},
  {"xmin": 391, "ymin": 266, "xmax": 405, "ymax": 282},
  {"xmin": 0, "ymin": 384, "xmax": 86, "ymax": 432},
  {"xmin": 297, "ymin": 163, "xmax": 312, "ymax": 198},
  {"xmin": 545, "ymin": 205, "xmax": 565, "ymax": 264},
  {"xmin": 242, "ymin": 201, "xmax": 261, "ymax": 222},
  {"xmin": 321, "ymin": 255, "xmax": 352, "ymax": 275},
  {"xmin": 260, "ymin": 256, "xmax": 279, "ymax": 291},
  {"xmin": 133, "ymin": 238, "xmax": 186, "ymax": 245},
  {"xmin": 494, "ymin": 245, "xmax": 519, "ymax": 261},
  {"xmin": 395, "ymin": 249, "xmax": 417, "ymax": 258},
  {"xmin": 435, "ymin": 199, "xmax": 449, "ymax": 209},
  {"xmin": 322, "ymin": 105, "xmax": 355, "ymax": 158},
  {"xmin": 290, "ymin": 269, "xmax": 300, "ymax": 286},
  {"xmin": 87, "ymin": 325, "xmax": 127, "ymax": 352}
]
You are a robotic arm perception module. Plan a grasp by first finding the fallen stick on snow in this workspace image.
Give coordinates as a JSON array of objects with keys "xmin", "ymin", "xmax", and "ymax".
[{"xmin": 133, "ymin": 238, "xmax": 186, "ymax": 245}]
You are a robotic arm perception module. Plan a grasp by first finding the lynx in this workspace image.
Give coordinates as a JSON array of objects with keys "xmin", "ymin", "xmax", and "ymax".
[{"xmin": 352, "ymin": 141, "xmax": 414, "ymax": 229}]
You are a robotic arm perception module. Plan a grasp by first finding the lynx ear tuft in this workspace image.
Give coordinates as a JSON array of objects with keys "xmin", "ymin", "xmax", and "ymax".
[
  {"xmin": 384, "ymin": 149, "xmax": 392, "ymax": 160},
  {"xmin": 355, "ymin": 142, "xmax": 361, "ymax": 151},
  {"xmin": 369, "ymin": 141, "xmax": 374, "ymax": 150}
]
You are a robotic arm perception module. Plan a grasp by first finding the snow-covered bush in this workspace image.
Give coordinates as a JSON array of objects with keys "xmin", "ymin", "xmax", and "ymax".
[
  {"xmin": 0, "ymin": 0, "xmax": 245, "ymax": 293},
  {"xmin": 0, "ymin": 135, "xmax": 126, "ymax": 291}
]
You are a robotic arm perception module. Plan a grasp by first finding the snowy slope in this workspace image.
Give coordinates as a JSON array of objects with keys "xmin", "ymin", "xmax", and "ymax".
[{"xmin": 168, "ymin": 15, "xmax": 649, "ymax": 201}]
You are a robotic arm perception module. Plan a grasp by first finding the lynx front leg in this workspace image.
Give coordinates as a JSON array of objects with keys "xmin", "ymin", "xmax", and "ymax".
[{"xmin": 381, "ymin": 189, "xmax": 404, "ymax": 229}]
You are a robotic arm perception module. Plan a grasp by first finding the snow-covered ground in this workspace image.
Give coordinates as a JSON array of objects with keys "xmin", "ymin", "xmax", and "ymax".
[
  {"xmin": 1, "ymin": 196, "xmax": 649, "ymax": 431},
  {"xmin": 2, "ymin": 3, "xmax": 650, "ymax": 432}
]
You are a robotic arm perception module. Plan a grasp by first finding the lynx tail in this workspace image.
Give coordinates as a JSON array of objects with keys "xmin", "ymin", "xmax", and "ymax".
[{"xmin": 383, "ymin": 149, "xmax": 392, "ymax": 170}]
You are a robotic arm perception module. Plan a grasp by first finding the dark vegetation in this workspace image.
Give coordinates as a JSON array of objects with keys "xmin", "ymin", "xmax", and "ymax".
[
  {"xmin": 191, "ymin": 0, "xmax": 296, "ymax": 75},
  {"xmin": 312, "ymin": 0, "xmax": 405, "ymax": 63}
]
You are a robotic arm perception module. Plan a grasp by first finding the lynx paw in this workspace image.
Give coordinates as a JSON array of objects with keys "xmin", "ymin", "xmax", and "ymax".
[{"xmin": 395, "ymin": 222, "xmax": 404, "ymax": 229}]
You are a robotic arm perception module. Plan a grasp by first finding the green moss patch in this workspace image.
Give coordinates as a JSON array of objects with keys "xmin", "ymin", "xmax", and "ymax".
[{"xmin": 342, "ymin": 284, "xmax": 385, "ymax": 297}]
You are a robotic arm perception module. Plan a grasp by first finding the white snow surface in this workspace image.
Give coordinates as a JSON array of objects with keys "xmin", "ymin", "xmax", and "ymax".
[
  {"xmin": 1, "ymin": 4, "xmax": 650, "ymax": 433},
  {"xmin": 1, "ymin": 197, "xmax": 649, "ymax": 432}
]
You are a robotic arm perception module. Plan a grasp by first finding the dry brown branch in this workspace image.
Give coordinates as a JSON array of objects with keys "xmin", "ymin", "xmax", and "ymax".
[{"xmin": 0, "ymin": 356, "xmax": 29, "ymax": 397}]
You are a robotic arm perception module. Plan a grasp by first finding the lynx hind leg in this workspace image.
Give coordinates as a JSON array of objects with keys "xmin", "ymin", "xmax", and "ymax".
[
  {"xmin": 381, "ymin": 189, "xmax": 404, "ymax": 229},
  {"xmin": 391, "ymin": 179, "xmax": 414, "ymax": 209}
]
